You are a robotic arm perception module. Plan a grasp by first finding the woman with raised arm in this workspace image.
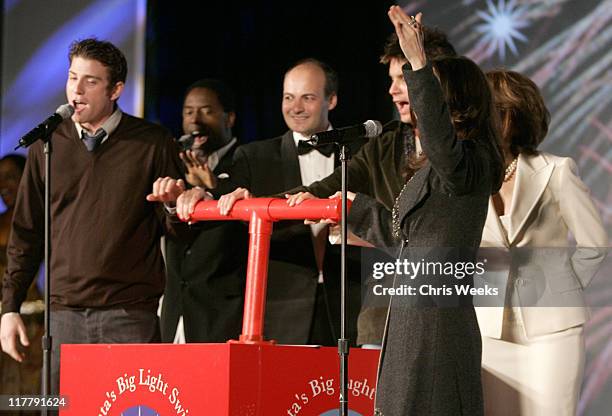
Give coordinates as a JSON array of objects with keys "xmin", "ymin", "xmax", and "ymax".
[{"xmin": 345, "ymin": 7, "xmax": 504, "ymax": 415}]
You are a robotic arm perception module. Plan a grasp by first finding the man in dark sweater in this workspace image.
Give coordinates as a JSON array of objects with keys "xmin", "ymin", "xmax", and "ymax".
[
  {"xmin": 285, "ymin": 29, "xmax": 457, "ymax": 347},
  {"xmin": 0, "ymin": 39, "xmax": 182, "ymax": 394}
]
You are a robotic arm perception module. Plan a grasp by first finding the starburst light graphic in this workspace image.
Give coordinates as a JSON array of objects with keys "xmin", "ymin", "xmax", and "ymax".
[{"xmin": 474, "ymin": 0, "xmax": 530, "ymax": 61}]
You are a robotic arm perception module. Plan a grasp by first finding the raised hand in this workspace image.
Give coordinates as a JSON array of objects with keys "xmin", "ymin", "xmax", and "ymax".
[
  {"xmin": 180, "ymin": 150, "xmax": 217, "ymax": 189},
  {"xmin": 388, "ymin": 6, "xmax": 426, "ymax": 71}
]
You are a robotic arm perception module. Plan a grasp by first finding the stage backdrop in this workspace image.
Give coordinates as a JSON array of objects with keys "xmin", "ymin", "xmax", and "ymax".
[
  {"xmin": 398, "ymin": 1, "xmax": 611, "ymax": 415},
  {"xmin": 0, "ymin": 0, "xmax": 610, "ymax": 414},
  {"xmin": 0, "ymin": 0, "xmax": 147, "ymax": 156}
]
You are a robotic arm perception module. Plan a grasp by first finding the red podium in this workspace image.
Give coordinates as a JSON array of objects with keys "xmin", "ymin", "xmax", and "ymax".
[
  {"xmin": 60, "ymin": 199, "xmax": 379, "ymax": 415},
  {"xmin": 60, "ymin": 344, "xmax": 378, "ymax": 415}
]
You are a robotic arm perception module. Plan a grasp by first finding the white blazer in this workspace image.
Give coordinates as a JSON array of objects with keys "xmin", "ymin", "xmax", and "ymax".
[{"xmin": 476, "ymin": 152, "xmax": 608, "ymax": 339}]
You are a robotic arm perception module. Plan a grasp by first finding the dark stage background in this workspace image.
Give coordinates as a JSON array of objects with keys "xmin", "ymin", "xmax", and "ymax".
[
  {"xmin": 144, "ymin": 1, "xmax": 396, "ymax": 143},
  {"xmin": 1, "ymin": 1, "xmax": 611, "ymax": 414}
]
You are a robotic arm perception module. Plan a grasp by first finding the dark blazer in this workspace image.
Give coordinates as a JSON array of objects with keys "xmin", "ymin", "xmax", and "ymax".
[
  {"xmin": 290, "ymin": 120, "xmax": 407, "ymax": 210},
  {"xmin": 161, "ymin": 143, "xmax": 248, "ymax": 343},
  {"xmin": 227, "ymin": 132, "xmax": 364, "ymax": 345},
  {"xmin": 348, "ymin": 64, "xmax": 501, "ymax": 416},
  {"xmin": 286, "ymin": 121, "xmax": 409, "ymax": 346}
]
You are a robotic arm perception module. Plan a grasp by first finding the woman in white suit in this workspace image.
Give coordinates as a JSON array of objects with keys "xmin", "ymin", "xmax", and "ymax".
[{"xmin": 476, "ymin": 70, "xmax": 608, "ymax": 415}]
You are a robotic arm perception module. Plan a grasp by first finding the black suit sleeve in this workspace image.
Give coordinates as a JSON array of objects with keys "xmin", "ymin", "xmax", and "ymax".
[{"xmin": 211, "ymin": 145, "xmax": 252, "ymax": 198}]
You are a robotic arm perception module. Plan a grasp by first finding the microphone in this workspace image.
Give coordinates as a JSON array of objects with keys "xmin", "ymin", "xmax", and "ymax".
[
  {"xmin": 16, "ymin": 104, "xmax": 75, "ymax": 149},
  {"xmin": 310, "ymin": 120, "xmax": 382, "ymax": 145},
  {"xmin": 177, "ymin": 125, "xmax": 212, "ymax": 151}
]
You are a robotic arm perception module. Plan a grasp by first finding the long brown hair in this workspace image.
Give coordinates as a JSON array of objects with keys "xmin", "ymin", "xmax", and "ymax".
[
  {"xmin": 486, "ymin": 70, "xmax": 550, "ymax": 158},
  {"xmin": 424, "ymin": 57, "xmax": 504, "ymax": 191}
]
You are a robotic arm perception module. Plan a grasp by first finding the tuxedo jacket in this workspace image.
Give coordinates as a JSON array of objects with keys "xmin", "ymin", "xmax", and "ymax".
[
  {"xmin": 476, "ymin": 152, "xmax": 608, "ymax": 339},
  {"xmin": 226, "ymin": 131, "xmax": 364, "ymax": 345},
  {"xmin": 161, "ymin": 143, "xmax": 248, "ymax": 343}
]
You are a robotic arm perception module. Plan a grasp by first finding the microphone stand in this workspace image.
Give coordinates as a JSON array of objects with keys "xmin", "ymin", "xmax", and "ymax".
[
  {"xmin": 338, "ymin": 143, "xmax": 351, "ymax": 416},
  {"xmin": 42, "ymin": 137, "xmax": 52, "ymax": 415},
  {"xmin": 16, "ymin": 129, "xmax": 54, "ymax": 414},
  {"xmin": 309, "ymin": 138, "xmax": 352, "ymax": 416}
]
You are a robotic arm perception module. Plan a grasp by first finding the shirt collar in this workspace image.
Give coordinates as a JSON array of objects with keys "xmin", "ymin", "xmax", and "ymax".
[
  {"xmin": 75, "ymin": 107, "xmax": 123, "ymax": 140},
  {"xmin": 207, "ymin": 137, "xmax": 237, "ymax": 172}
]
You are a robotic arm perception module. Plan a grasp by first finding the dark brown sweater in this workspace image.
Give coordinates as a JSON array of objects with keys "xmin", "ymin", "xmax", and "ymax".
[{"xmin": 2, "ymin": 114, "xmax": 182, "ymax": 312}]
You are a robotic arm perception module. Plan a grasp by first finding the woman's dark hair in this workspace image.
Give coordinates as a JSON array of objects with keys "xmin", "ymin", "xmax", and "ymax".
[
  {"xmin": 427, "ymin": 56, "xmax": 504, "ymax": 191},
  {"xmin": 486, "ymin": 70, "xmax": 550, "ymax": 158}
]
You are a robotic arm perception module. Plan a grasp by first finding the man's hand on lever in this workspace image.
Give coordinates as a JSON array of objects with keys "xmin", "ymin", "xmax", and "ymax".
[
  {"xmin": 176, "ymin": 187, "xmax": 213, "ymax": 221},
  {"xmin": 285, "ymin": 191, "xmax": 316, "ymax": 207},
  {"xmin": 217, "ymin": 187, "xmax": 251, "ymax": 216},
  {"xmin": 146, "ymin": 177, "xmax": 186, "ymax": 203}
]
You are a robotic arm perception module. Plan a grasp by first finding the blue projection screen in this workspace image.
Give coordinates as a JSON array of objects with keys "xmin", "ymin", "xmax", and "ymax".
[{"xmin": 0, "ymin": 0, "xmax": 147, "ymax": 155}]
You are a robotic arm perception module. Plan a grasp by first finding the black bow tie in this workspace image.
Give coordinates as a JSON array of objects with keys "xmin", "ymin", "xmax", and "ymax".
[{"xmin": 297, "ymin": 141, "xmax": 334, "ymax": 157}]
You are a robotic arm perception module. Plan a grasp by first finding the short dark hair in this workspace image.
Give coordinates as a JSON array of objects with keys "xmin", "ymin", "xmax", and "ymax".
[
  {"xmin": 486, "ymin": 70, "xmax": 550, "ymax": 157},
  {"xmin": 184, "ymin": 79, "xmax": 236, "ymax": 113},
  {"xmin": 380, "ymin": 27, "xmax": 457, "ymax": 64},
  {"xmin": 69, "ymin": 38, "xmax": 128, "ymax": 92},
  {"xmin": 285, "ymin": 58, "xmax": 339, "ymax": 99},
  {"xmin": 0, "ymin": 154, "xmax": 26, "ymax": 173}
]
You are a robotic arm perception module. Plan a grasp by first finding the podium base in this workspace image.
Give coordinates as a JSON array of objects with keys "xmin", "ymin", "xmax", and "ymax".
[{"xmin": 60, "ymin": 343, "xmax": 379, "ymax": 415}]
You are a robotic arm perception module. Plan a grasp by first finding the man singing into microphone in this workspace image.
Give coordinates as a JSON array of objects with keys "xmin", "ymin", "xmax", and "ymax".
[
  {"xmin": 160, "ymin": 79, "xmax": 248, "ymax": 345},
  {"xmin": 0, "ymin": 38, "xmax": 183, "ymax": 394}
]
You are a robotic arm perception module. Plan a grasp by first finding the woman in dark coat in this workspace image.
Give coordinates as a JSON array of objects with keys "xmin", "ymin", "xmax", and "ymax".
[{"xmin": 346, "ymin": 8, "xmax": 504, "ymax": 415}]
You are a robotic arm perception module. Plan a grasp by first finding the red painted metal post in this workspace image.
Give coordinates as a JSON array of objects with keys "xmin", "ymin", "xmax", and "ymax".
[
  {"xmin": 239, "ymin": 212, "xmax": 273, "ymax": 343},
  {"xmin": 188, "ymin": 198, "xmax": 348, "ymax": 344}
]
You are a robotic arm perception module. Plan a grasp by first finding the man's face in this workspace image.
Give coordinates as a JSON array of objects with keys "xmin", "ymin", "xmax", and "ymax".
[
  {"xmin": 66, "ymin": 56, "xmax": 123, "ymax": 132},
  {"xmin": 282, "ymin": 63, "xmax": 337, "ymax": 137},
  {"xmin": 182, "ymin": 87, "xmax": 235, "ymax": 154},
  {"xmin": 388, "ymin": 57, "xmax": 412, "ymax": 124},
  {"xmin": 0, "ymin": 159, "xmax": 22, "ymax": 209}
]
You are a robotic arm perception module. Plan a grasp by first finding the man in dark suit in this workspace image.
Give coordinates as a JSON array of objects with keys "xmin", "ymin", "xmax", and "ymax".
[
  {"xmin": 176, "ymin": 59, "xmax": 363, "ymax": 345},
  {"xmin": 160, "ymin": 79, "xmax": 247, "ymax": 343}
]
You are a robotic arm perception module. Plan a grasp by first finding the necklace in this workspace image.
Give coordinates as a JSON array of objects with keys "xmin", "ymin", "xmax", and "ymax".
[
  {"xmin": 392, "ymin": 174, "xmax": 416, "ymax": 239},
  {"xmin": 504, "ymin": 158, "xmax": 518, "ymax": 182}
]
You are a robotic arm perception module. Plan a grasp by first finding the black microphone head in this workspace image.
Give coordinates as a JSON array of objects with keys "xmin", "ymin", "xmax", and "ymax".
[
  {"xmin": 56, "ymin": 104, "xmax": 75, "ymax": 119},
  {"xmin": 363, "ymin": 120, "xmax": 383, "ymax": 138},
  {"xmin": 178, "ymin": 132, "xmax": 202, "ymax": 151}
]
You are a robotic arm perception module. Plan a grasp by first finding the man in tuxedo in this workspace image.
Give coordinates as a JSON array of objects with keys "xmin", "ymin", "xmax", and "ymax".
[
  {"xmin": 160, "ymin": 79, "xmax": 247, "ymax": 343},
  {"xmin": 176, "ymin": 59, "xmax": 363, "ymax": 345}
]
